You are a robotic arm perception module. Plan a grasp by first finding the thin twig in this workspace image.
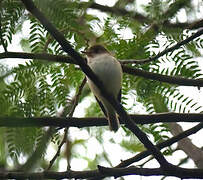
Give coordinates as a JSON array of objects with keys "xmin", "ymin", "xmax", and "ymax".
[
  {"xmin": 47, "ymin": 78, "xmax": 86, "ymax": 170},
  {"xmin": 68, "ymin": 77, "xmax": 87, "ymax": 117},
  {"xmin": 47, "ymin": 128, "xmax": 68, "ymax": 170},
  {"xmin": 19, "ymin": 127, "xmax": 56, "ymax": 171}
]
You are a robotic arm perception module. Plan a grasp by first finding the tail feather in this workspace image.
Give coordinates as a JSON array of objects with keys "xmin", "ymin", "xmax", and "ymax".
[
  {"xmin": 100, "ymin": 98, "xmax": 120, "ymax": 132},
  {"xmin": 107, "ymin": 112, "xmax": 120, "ymax": 132}
]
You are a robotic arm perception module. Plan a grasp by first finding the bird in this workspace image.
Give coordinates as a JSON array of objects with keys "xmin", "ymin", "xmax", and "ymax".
[{"xmin": 82, "ymin": 45, "xmax": 123, "ymax": 132}]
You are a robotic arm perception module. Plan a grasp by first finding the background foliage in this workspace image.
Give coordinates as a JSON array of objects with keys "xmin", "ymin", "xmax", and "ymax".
[{"xmin": 0, "ymin": 0, "xmax": 203, "ymax": 179}]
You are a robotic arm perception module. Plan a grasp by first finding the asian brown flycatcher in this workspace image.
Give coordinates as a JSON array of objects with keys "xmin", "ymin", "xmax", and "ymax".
[{"xmin": 83, "ymin": 45, "xmax": 123, "ymax": 132}]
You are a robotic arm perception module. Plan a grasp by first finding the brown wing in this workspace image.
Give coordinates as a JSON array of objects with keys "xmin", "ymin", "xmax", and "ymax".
[
  {"xmin": 117, "ymin": 89, "xmax": 121, "ymax": 103},
  {"xmin": 117, "ymin": 89, "xmax": 122, "ymax": 121},
  {"xmin": 95, "ymin": 88, "xmax": 121, "ymax": 117},
  {"xmin": 95, "ymin": 96, "xmax": 107, "ymax": 117}
]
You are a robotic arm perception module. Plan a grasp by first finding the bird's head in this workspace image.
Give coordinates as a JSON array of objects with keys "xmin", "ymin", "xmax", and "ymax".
[{"xmin": 82, "ymin": 45, "xmax": 110, "ymax": 58}]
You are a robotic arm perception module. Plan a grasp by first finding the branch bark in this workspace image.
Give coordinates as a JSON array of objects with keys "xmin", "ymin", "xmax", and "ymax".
[
  {"xmin": 122, "ymin": 66, "xmax": 203, "ymax": 87},
  {"xmin": 1, "ymin": 112, "xmax": 203, "ymax": 127},
  {"xmin": 0, "ymin": 51, "xmax": 75, "ymax": 64},
  {"xmin": 83, "ymin": 2, "xmax": 203, "ymax": 30},
  {"xmin": 97, "ymin": 165, "xmax": 203, "ymax": 179},
  {"xmin": 1, "ymin": 51, "xmax": 203, "ymax": 87},
  {"xmin": 1, "ymin": 165, "xmax": 203, "ymax": 179}
]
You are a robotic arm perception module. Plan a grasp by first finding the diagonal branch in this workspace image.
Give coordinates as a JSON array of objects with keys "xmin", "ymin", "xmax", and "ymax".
[
  {"xmin": 83, "ymin": 2, "xmax": 203, "ymax": 30},
  {"xmin": 168, "ymin": 122, "xmax": 203, "ymax": 168},
  {"xmin": 121, "ymin": 28, "xmax": 203, "ymax": 64},
  {"xmin": 89, "ymin": 123, "xmax": 203, "ymax": 180},
  {"xmin": 116, "ymin": 123, "xmax": 203, "ymax": 168},
  {"xmin": 86, "ymin": 2, "xmax": 150, "ymax": 24},
  {"xmin": 68, "ymin": 77, "xmax": 87, "ymax": 117},
  {"xmin": 21, "ymin": 0, "xmax": 170, "ymax": 168},
  {"xmin": 47, "ymin": 128, "xmax": 68, "ymax": 170}
]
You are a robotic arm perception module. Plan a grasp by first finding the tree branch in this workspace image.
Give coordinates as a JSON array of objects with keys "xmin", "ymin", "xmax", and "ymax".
[
  {"xmin": 0, "ymin": 51, "xmax": 75, "ymax": 64},
  {"xmin": 1, "ymin": 164, "xmax": 203, "ymax": 179},
  {"xmin": 18, "ymin": 127, "xmax": 56, "ymax": 171},
  {"xmin": 168, "ymin": 122, "xmax": 203, "ymax": 168},
  {"xmin": 47, "ymin": 78, "xmax": 86, "ymax": 170},
  {"xmin": 116, "ymin": 123, "xmax": 203, "ymax": 168},
  {"xmin": 2, "ymin": 26, "xmax": 202, "ymax": 67},
  {"xmin": 1, "ymin": 51, "xmax": 203, "ymax": 87},
  {"xmin": 86, "ymin": 2, "xmax": 150, "ymax": 24},
  {"xmin": 97, "ymin": 165, "xmax": 203, "ymax": 179},
  {"xmin": 121, "ymin": 28, "xmax": 203, "ymax": 64},
  {"xmin": 122, "ymin": 66, "xmax": 203, "ymax": 87},
  {"xmin": 84, "ymin": 2, "xmax": 203, "ymax": 30},
  {"xmin": 89, "ymin": 123, "xmax": 203, "ymax": 180},
  {"xmin": 47, "ymin": 128, "xmax": 68, "ymax": 170},
  {"xmin": 1, "ymin": 112, "xmax": 203, "ymax": 127},
  {"xmin": 0, "ymin": 169, "xmax": 99, "ymax": 179},
  {"xmin": 68, "ymin": 77, "xmax": 87, "ymax": 117}
]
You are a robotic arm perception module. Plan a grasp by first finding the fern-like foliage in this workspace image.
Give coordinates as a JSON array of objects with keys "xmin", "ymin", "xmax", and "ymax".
[
  {"xmin": 133, "ymin": 30, "xmax": 203, "ymax": 146},
  {"xmin": 0, "ymin": 0, "xmax": 24, "ymax": 49}
]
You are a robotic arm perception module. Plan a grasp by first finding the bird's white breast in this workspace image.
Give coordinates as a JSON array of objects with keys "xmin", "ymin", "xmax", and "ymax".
[{"xmin": 87, "ymin": 54, "xmax": 122, "ymax": 98}]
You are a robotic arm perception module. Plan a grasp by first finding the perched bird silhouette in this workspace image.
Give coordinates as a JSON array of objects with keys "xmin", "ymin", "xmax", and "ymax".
[{"xmin": 83, "ymin": 45, "xmax": 123, "ymax": 131}]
